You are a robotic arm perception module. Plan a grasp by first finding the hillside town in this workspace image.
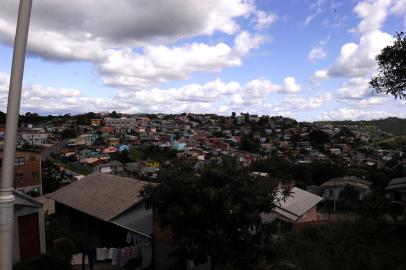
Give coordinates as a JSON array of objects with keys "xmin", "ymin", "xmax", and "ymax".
[{"xmin": 2, "ymin": 111, "xmax": 406, "ymax": 270}]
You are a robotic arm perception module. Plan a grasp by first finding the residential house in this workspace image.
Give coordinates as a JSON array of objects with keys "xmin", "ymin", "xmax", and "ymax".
[
  {"xmin": 117, "ymin": 144, "xmax": 129, "ymax": 153},
  {"xmin": 385, "ymin": 177, "xmax": 406, "ymax": 204},
  {"xmin": 102, "ymin": 146, "xmax": 117, "ymax": 154},
  {"xmin": 93, "ymin": 160, "xmax": 124, "ymax": 175},
  {"xmin": 48, "ymin": 174, "xmax": 153, "ymax": 267},
  {"xmin": 21, "ymin": 129, "xmax": 48, "ymax": 146},
  {"xmin": 261, "ymin": 187, "xmax": 324, "ymax": 230},
  {"xmin": 321, "ymin": 176, "xmax": 371, "ymax": 201},
  {"xmin": 108, "ymin": 137, "xmax": 120, "ymax": 146},
  {"xmin": 0, "ymin": 150, "xmax": 42, "ymax": 195},
  {"xmin": 90, "ymin": 119, "xmax": 102, "ymax": 127}
]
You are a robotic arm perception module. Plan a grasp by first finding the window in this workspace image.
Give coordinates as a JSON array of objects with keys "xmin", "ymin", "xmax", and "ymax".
[
  {"xmin": 15, "ymin": 173, "xmax": 24, "ymax": 181},
  {"xmin": 14, "ymin": 157, "xmax": 25, "ymax": 166}
]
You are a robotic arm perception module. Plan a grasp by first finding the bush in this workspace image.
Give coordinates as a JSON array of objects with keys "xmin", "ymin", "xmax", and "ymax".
[
  {"xmin": 13, "ymin": 254, "xmax": 71, "ymax": 270},
  {"xmin": 273, "ymin": 219, "xmax": 406, "ymax": 270}
]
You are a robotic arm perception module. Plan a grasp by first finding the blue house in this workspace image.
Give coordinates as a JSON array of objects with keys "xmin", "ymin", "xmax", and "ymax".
[
  {"xmin": 172, "ymin": 141, "xmax": 186, "ymax": 151},
  {"xmin": 117, "ymin": 144, "xmax": 129, "ymax": 153}
]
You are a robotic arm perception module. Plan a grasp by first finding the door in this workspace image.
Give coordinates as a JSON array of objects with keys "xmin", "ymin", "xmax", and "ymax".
[{"xmin": 18, "ymin": 213, "xmax": 41, "ymax": 260}]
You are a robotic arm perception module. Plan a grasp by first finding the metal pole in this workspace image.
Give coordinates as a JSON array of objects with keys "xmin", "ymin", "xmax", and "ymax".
[{"xmin": 0, "ymin": 1, "xmax": 32, "ymax": 269}]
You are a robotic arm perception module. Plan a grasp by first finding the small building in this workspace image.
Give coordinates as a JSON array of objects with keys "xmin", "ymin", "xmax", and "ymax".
[
  {"xmin": 102, "ymin": 146, "xmax": 117, "ymax": 154},
  {"xmin": 90, "ymin": 119, "xmax": 102, "ymax": 127},
  {"xmin": 385, "ymin": 177, "xmax": 406, "ymax": 204},
  {"xmin": 321, "ymin": 176, "xmax": 371, "ymax": 201},
  {"xmin": 172, "ymin": 140, "xmax": 186, "ymax": 151},
  {"xmin": 20, "ymin": 128, "xmax": 48, "ymax": 146},
  {"xmin": 117, "ymin": 144, "xmax": 129, "ymax": 153},
  {"xmin": 48, "ymin": 174, "xmax": 153, "ymax": 254},
  {"xmin": 13, "ymin": 190, "xmax": 46, "ymax": 263},
  {"xmin": 329, "ymin": 148, "xmax": 342, "ymax": 155},
  {"xmin": 108, "ymin": 137, "xmax": 120, "ymax": 147},
  {"xmin": 93, "ymin": 160, "xmax": 124, "ymax": 175},
  {"xmin": 0, "ymin": 150, "xmax": 42, "ymax": 195},
  {"xmin": 261, "ymin": 187, "xmax": 324, "ymax": 229}
]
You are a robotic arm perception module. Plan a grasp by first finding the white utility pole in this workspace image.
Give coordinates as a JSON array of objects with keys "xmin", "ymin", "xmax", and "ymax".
[{"xmin": 0, "ymin": 1, "xmax": 32, "ymax": 269}]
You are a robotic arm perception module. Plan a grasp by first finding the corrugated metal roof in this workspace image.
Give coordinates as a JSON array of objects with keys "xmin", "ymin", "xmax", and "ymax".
[
  {"xmin": 48, "ymin": 173, "xmax": 149, "ymax": 221},
  {"xmin": 14, "ymin": 190, "xmax": 42, "ymax": 208},
  {"xmin": 111, "ymin": 203, "xmax": 152, "ymax": 238},
  {"xmin": 386, "ymin": 177, "xmax": 406, "ymax": 191},
  {"xmin": 274, "ymin": 187, "xmax": 323, "ymax": 221},
  {"xmin": 321, "ymin": 176, "xmax": 371, "ymax": 189}
]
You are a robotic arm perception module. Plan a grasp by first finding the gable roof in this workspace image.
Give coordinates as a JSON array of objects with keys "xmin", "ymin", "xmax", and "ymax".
[
  {"xmin": 13, "ymin": 190, "xmax": 43, "ymax": 208},
  {"xmin": 48, "ymin": 173, "xmax": 148, "ymax": 221},
  {"xmin": 274, "ymin": 187, "xmax": 323, "ymax": 221},
  {"xmin": 321, "ymin": 176, "xmax": 371, "ymax": 189}
]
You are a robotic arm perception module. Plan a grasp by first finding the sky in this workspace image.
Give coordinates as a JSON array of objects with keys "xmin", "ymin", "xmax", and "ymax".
[{"xmin": 0, "ymin": 0, "xmax": 405, "ymax": 121}]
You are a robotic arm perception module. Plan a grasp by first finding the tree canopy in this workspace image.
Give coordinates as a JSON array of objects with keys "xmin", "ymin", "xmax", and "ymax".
[
  {"xmin": 370, "ymin": 32, "xmax": 406, "ymax": 99},
  {"xmin": 141, "ymin": 159, "xmax": 288, "ymax": 270}
]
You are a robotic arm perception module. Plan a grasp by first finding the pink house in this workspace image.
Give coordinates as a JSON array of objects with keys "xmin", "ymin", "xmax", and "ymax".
[
  {"xmin": 261, "ymin": 187, "xmax": 325, "ymax": 228},
  {"xmin": 102, "ymin": 146, "xmax": 117, "ymax": 154}
]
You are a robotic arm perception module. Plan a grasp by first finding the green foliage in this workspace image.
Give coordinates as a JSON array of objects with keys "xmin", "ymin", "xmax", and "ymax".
[
  {"xmin": 42, "ymin": 160, "xmax": 64, "ymax": 194},
  {"xmin": 13, "ymin": 254, "xmax": 72, "ymax": 270},
  {"xmin": 76, "ymin": 112, "xmax": 96, "ymax": 125},
  {"xmin": 318, "ymin": 117, "xmax": 406, "ymax": 136},
  {"xmin": 309, "ymin": 129, "xmax": 330, "ymax": 146},
  {"xmin": 370, "ymin": 32, "xmax": 406, "ymax": 99},
  {"xmin": 250, "ymin": 159, "xmax": 346, "ymax": 185},
  {"xmin": 273, "ymin": 219, "xmax": 406, "ymax": 270},
  {"xmin": 239, "ymin": 133, "xmax": 260, "ymax": 153},
  {"xmin": 14, "ymin": 238, "xmax": 75, "ymax": 270},
  {"xmin": 61, "ymin": 128, "xmax": 77, "ymax": 139},
  {"xmin": 141, "ymin": 159, "xmax": 282, "ymax": 270},
  {"xmin": 135, "ymin": 145, "xmax": 177, "ymax": 161},
  {"xmin": 250, "ymin": 158, "xmax": 294, "ymax": 179},
  {"xmin": 129, "ymin": 147, "xmax": 145, "ymax": 160}
]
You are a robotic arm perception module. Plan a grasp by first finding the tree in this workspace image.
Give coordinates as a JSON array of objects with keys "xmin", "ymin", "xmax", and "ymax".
[
  {"xmin": 370, "ymin": 32, "xmax": 406, "ymax": 99},
  {"xmin": 239, "ymin": 133, "xmax": 260, "ymax": 153},
  {"xmin": 42, "ymin": 160, "xmax": 64, "ymax": 194},
  {"xmin": 309, "ymin": 129, "xmax": 330, "ymax": 146},
  {"xmin": 141, "ymin": 159, "xmax": 287, "ymax": 269}
]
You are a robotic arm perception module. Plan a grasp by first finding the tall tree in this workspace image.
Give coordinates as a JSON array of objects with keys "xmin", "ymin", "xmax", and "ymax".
[
  {"xmin": 141, "ymin": 159, "xmax": 288, "ymax": 269},
  {"xmin": 370, "ymin": 32, "xmax": 406, "ymax": 99}
]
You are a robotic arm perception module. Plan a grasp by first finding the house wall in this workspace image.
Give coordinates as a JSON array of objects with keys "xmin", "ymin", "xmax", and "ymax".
[
  {"xmin": 296, "ymin": 205, "xmax": 321, "ymax": 223},
  {"xmin": 13, "ymin": 206, "xmax": 46, "ymax": 262},
  {"xmin": 0, "ymin": 151, "xmax": 42, "ymax": 194},
  {"xmin": 54, "ymin": 202, "xmax": 129, "ymax": 247}
]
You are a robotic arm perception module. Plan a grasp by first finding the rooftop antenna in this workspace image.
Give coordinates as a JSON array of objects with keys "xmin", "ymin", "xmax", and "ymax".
[{"xmin": 0, "ymin": 1, "xmax": 32, "ymax": 269}]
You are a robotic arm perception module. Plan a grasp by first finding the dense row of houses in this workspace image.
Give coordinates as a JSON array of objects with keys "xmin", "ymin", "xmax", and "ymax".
[{"xmin": 0, "ymin": 113, "xmax": 405, "ymax": 268}]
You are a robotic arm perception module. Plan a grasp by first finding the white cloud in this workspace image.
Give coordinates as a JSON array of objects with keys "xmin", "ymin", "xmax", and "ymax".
[
  {"xmin": 0, "ymin": 0, "xmax": 255, "ymax": 51},
  {"xmin": 0, "ymin": 0, "xmax": 263, "ymax": 89},
  {"xmin": 254, "ymin": 10, "xmax": 278, "ymax": 30},
  {"xmin": 303, "ymin": 0, "xmax": 327, "ymax": 26},
  {"xmin": 99, "ymin": 31, "xmax": 264, "ymax": 89},
  {"xmin": 308, "ymin": 46, "xmax": 327, "ymax": 63},
  {"xmin": 0, "ymin": 70, "xmax": 303, "ymax": 115},
  {"xmin": 281, "ymin": 77, "xmax": 302, "ymax": 93},
  {"xmin": 282, "ymin": 93, "xmax": 332, "ymax": 110},
  {"xmin": 320, "ymin": 108, "xmax": 396, "ymax": 120},
  {"xmin": 391, "ymin": 0, "xmax": 406, "ymax": 15},
  {"xmin": 351, "ymin": 0, "xmax": 392, "ymax": 33},
  {"xmin": 312, "ymin": 30, "xmax": 393, "ymax": 81},
  {"xmin": 336, "ymin": 77, "xmax": 373, "ymax": 99}
]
